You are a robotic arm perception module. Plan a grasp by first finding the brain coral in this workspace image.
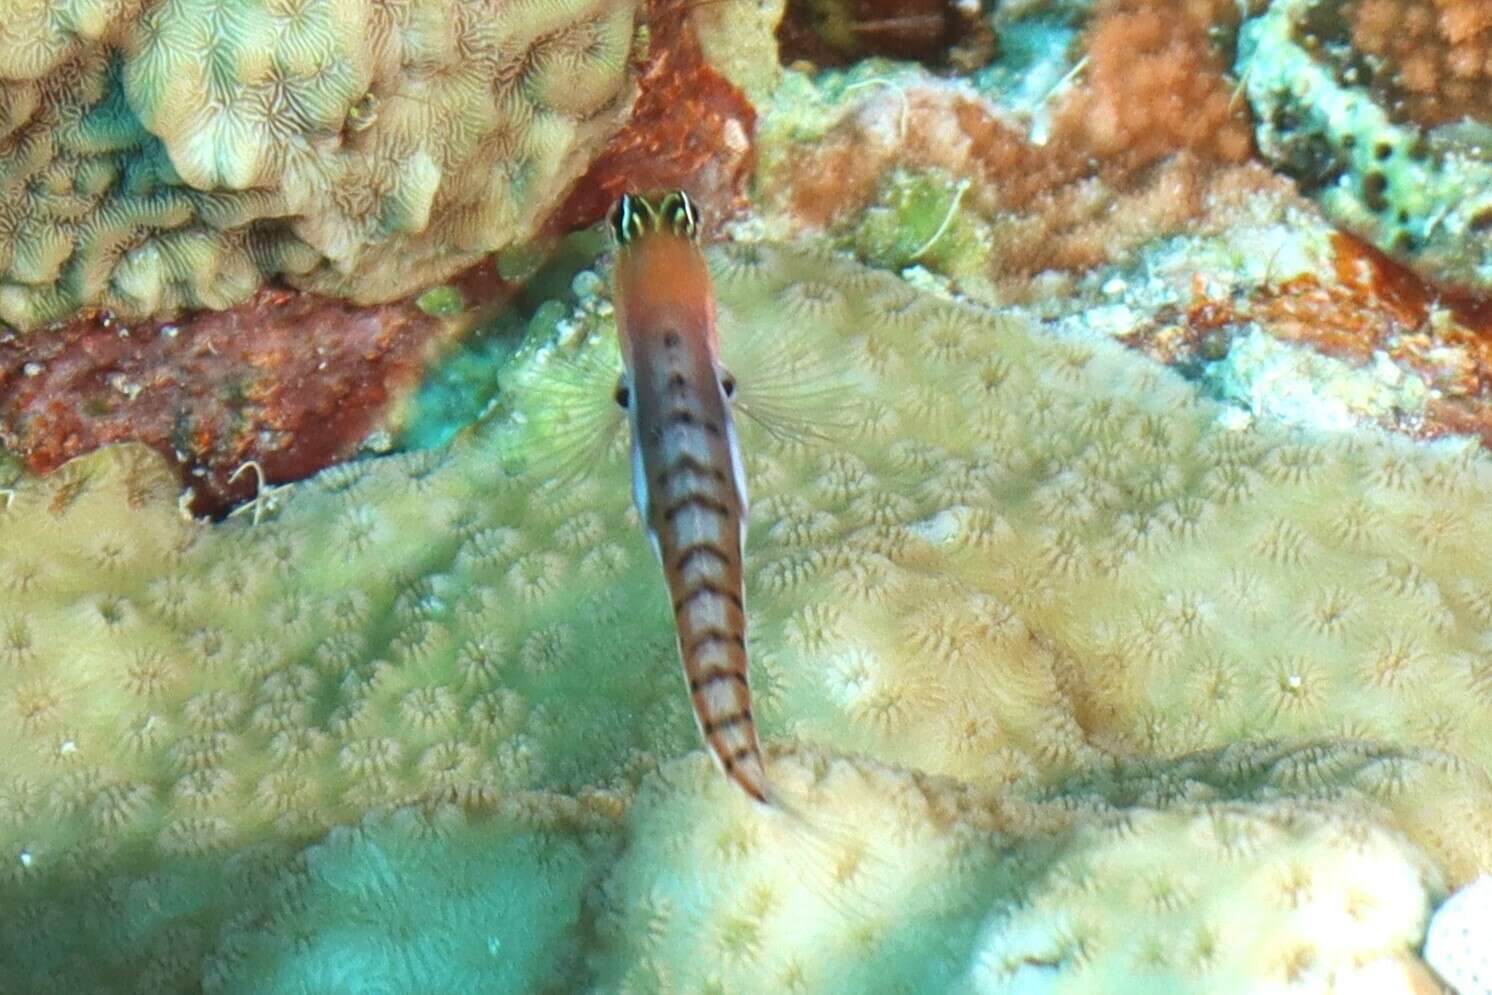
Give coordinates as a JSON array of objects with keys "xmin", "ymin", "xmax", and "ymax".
[
  {"xmin": 0, "ymin": 0, "xmax": 640, "ymax": 331},
  {"xmin": 3, "ymin": 243, "xmax": 1492, "ymax": 989}
]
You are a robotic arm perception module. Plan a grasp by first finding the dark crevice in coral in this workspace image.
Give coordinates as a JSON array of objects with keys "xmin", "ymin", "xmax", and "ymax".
[
  {"xmin": 392, "ymin": 229, "xmax": 615, "ymax": 454},
  {"xmin": 776, "ymin": 0, "xmax": 995, "ymax": 69}
]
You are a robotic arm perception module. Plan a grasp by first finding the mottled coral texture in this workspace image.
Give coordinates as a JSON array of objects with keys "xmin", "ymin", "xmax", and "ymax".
[
  {"xmin": 757, "ymin": 0, "xmax": 1260, "ymax": 299},
  {"xmin": 0, "ymin": 0, "xmax": 773, "ymax": 517},
  {"xmin": 1241, "ymin": 0, "xmax": 1492, "ymax": 292},
  {"xmin": 0, "ymin": 0, "xmax": 640, "ymax": 330},
  {"xmin": 1346, "ymin": 0, "xmax": 1492, "ymax": 128},
  {"xmin": 2, "ymin": 244, "xmax": 1490, "ymax": 990}
]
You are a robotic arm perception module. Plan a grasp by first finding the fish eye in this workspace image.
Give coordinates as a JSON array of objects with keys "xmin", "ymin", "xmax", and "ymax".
[
  {"xmin": 720, "ymin": 371, "xmax": 735, "ymax": 398},
  {"xmin": 614, "ymin": 379, "xmax": 631, "ymax": 409},
  {"xmin": 609, "ymin": 194, "xmax": 647, "ymax": 246},
  {"xmin": 662, "ymin": 190, "xmax": 699, "ymax": 240},
  {"xmin": 607, "ymin": 197, "xmax": 629, "ymax": 245}
]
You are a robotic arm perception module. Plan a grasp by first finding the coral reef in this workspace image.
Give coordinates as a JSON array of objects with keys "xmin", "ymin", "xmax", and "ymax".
[
  {"xmin": 208, "ymin": 798, "xmax": 619, "ymax": 994},
  {"xmin": 548, "ymin": 0, "xmax": 760, "ymax": 239},
  {"xmin": 688, "ymin": 0, "xmax": 790, "ymax": 103},
  {"xmin": 968, "ymin": 807, "xmax": 1438, "ymax": 994},
  {"xmin": 1239, "ymin": 0, "xmax": 1492, "ymax": 293},
  {"xmin": 9, "ymin": 0, "xmax": 1492, "ymax": 988},
  {"xmin": 1341, "ymin": 0, "xmax": 1492, "ymax": 131},
  {"xmin": 1139, "ymin": 232, "xmax": 1492, "ymax": 449},
  {"xmin": 0, "ymin": 0, "xmax": 641, "ymax": 330},
  {"xmin": 594, "ymin": 751, "xmax": 1445, "ymax": 995},
  {"xmin": 0, "ymin": 0, "xmax": 770, "ymax": 514},
  {"xmin": 3, "ymin": 243, "xmax": 1492, "ymax": 989},
  {"xmin": 754, "ymin": 0, "xmax": 1260, "ymax": 304},
  {"xmin": 751, "ymin": 0, "xmax": 1492, "ymax": 459},
  {"xmin": 1054, "ymin": 0, "xmax": 1252, "ymax": 174}
]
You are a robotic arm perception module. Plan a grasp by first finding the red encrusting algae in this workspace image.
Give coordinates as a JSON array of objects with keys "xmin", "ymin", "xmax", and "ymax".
[
  {"xmin": 0, "ymin": 265, "xmax": 510, "ymax": 518},
  {"xmin": 1130, "ymin": 233, "xmax": 1492, "ymax": 446},
  {"xmin": 549, "ymin": 0, "xmax": 758, "ymax": 239}
]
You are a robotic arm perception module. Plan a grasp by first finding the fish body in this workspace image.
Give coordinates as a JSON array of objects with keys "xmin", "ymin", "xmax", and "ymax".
[{"xmin": 608, "ymin": 191, "xmax": 768, "ymax": 804}]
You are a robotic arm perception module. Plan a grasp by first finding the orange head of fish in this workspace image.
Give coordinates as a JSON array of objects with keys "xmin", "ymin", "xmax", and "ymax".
[{"xmin": 608, "ymin": 190, "xmax": 719, "ymax": 374}]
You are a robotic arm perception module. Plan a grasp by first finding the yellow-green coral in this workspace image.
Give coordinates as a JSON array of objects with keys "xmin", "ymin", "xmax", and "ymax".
[
  {"xmin": 687, "ymin": 0, "xmax": 787, "ymax": 103},
  {"xmin": 594, "ymin": 750, "xmax": 1445, "ymax": 995},
  {"xmin": 0, "ymin": 0, "xmax": 639, "ymax": 330},
  {"xmin": 849, "ymin": 167, "xmax": 986, "ymax": 279},
  {"xmin": 3, "ymin": 243, "xmax": 1492, "ymax": 989},
  {"xmin": 208, "ymin": 797, "xmax": 619, "ymax": 994}
]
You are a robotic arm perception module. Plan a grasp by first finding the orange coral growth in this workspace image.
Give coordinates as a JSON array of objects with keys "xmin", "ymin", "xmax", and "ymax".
[
  {"xmin": 1344, "ymin": 0, "xmax": 1492, "ymax": 128},
  {"xmin": 763, "ymin": 0, "xmax": 1257, "ymax": 294},
  {"xmin": 1322, "ymin": 236, "xmax": 1492, "ymax": 444},
  {"xmin": 0, "ymin": 263, "xmax": 512, "ymax": 518},
  {"xmin": 550, "ymin": 0, "xmax": 757, "ymax": 237},
  {"xmin": 1174, "ymin": 234, "xmax": 1435, "ymax": 365},
  {"xmin": 1054, "ymin": 0, "xmax": 1253, "ymax": 172}
]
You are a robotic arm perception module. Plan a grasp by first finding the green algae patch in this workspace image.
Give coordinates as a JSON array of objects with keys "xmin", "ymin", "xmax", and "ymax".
[
  {"xmin": 847, "ymin": 167, "xmax": 988, "ymax": 278},
  {"xmin": 415, "ymin": 285, "xmax": 465, "ymax": 318}
]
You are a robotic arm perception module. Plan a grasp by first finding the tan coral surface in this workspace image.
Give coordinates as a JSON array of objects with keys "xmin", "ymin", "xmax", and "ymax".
[
  {"xmin": 587, "ymin": 749, "xmax": 1452, "ymax": 995},
  {"xmin": 2, "ymin": 244, "xmax": 1491, "ymax": 989},
  {"xmin": 0, "ymin": 0, "xmax": 640, "ymax": 330}
]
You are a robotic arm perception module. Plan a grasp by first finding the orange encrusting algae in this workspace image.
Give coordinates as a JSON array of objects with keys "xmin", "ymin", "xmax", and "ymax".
[{"xmin": 609, "ymin": 191, "xmax": 769, "ymax": 804}]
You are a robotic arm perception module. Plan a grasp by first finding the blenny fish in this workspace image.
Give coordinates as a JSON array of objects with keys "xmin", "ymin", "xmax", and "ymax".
[{"xmin": 607, "ymin": 190, "xmax": 771, "ymax": 804}]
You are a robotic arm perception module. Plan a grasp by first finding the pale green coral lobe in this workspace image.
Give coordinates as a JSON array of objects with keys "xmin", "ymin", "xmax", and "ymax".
[
  {"xmin": 209, "ymin": 803, "xmax": 618, "ymax": 994},
  {"xmin": 2, "ymin": 245, "xmax": 1492, "ymax": 989},
  {"xmin": 594, "ymin": 752, "xmax": 1443, "ymax": 995}
]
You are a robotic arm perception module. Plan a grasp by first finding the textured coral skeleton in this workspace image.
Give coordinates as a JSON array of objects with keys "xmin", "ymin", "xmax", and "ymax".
[
  {"xmin": 1, "ymin": 244, "xmax": 1491, "ymax": 990},
  {"xmin": 0, "ymin": 0, "xmax": 771, "ymax": 518},
  {"xmin": 1240, "ymin": 0, "xmax": 1492, "ymax": 293},
  {"xmin": 0, "ymin": 0, "xmax": 642, "ymax": 330},
  {"xmin": 756, "ymin": 0, "xmax": 1260, "ymax": 299}
]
